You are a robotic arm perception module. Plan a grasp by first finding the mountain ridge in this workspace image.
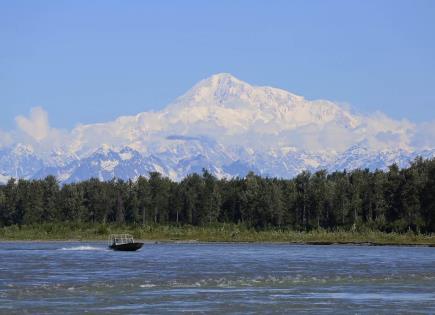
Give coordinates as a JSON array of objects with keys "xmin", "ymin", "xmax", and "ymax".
[{"xmin": 0, "ymin": 73, "xmax": 433, "ymax": 183}]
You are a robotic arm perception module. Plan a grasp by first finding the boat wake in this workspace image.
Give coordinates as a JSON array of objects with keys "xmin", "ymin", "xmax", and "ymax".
[{"xmin": 59, "ymin": 246, "xmax": 106, "ymax": 251}]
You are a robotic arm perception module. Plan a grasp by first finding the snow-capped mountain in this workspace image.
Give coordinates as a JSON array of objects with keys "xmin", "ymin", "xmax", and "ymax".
[
  {"xmin": 0, "ymin": 144, "xmax": 44, "ymax": 179},
  {"xmin": 0, "ymin": 73, "xmax": 433, "ymax": 184}
]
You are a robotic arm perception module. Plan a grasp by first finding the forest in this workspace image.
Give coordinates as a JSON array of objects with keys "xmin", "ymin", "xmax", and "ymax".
[{"xmin": 1, "ymin": 157, "xmax": 435, "ymax": 234}]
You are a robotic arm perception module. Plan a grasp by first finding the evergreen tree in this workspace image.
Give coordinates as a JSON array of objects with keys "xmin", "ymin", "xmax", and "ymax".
[
  {"xmin": 136, "ymin": 176, "xmax": 151, "ymax": 225},
  {"xmin": 1, "ymin": 157, "xmax": 435, "ymax": 234}
]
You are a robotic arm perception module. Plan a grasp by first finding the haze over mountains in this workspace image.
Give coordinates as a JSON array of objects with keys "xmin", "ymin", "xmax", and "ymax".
[{"xmin": 1, "ymin": 73, "xmax": 434, "ymax": 183}]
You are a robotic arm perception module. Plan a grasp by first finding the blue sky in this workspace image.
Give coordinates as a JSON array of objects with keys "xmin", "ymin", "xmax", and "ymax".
[{"xmin": 1, "ymin": 0, "xmax": 434, "ymax": 130}]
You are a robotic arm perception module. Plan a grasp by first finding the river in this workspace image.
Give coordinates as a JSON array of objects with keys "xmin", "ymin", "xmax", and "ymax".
[{"xmin": 1, "ymin": 242, "xmax": 434, "ymax": 314}]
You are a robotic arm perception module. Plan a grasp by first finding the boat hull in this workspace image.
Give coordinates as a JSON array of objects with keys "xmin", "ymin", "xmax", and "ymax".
[{"xmin": 109, "ymin": 242, "xmax": 144, "ymax": 251}]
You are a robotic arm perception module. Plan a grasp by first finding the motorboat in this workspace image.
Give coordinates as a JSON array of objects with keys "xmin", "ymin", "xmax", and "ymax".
[{"xmin": 108, "ymin": 234, "xmax": 143, "ymax": 251}]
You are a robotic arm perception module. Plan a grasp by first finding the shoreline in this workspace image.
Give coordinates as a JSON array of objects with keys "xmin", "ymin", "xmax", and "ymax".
[
  {"xmin": 1, "ymin": 224, "xmax": 434, "ymax": 247},
  {"xmin": 1, "ymin": 239, "xmax": 434, "ymax": 247}
]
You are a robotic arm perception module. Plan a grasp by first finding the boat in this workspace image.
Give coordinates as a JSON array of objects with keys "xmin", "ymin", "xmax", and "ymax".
[{"xmin": 108, "ymin": 234, "xmax": 144, "ymax": 251}]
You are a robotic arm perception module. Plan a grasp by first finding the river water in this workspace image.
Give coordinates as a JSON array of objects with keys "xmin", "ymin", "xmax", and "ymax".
[{"xmin": 0, "ymin": 242, "xmax": 434, "ymax": 314}]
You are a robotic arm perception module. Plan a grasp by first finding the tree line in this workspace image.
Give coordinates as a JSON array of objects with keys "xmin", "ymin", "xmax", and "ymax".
[{"xmin": 1, "ymin": 157, "xmax": 435, "ymax": 233}]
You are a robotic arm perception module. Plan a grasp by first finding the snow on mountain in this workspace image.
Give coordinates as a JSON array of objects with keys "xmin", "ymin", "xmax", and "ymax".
[
  {"xmin": 328, "ymin": 145, "xmax": 435, "ymax": 173},
  {"xmin": 0, "ymin": 144, "xmax": 43, "ymax": 179},
  {"xmin": 0, "ymin": 73, "xmax": 433, "ymax": 183},
  {"xmin": 167, "ymin": 73, "xmax": 359, "ymax": 131},
  {"xmin": 66, "ymin": 73, "xmax": 368, "ymax": 155}
]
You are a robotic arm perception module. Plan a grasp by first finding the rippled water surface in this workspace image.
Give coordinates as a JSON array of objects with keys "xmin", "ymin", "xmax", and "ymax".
[{"xmin": 1, "ymin": 242, "xmax": 435, "ymax": 314}]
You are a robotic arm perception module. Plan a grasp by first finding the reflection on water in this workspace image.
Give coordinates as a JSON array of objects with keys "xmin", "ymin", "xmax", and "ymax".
[
  {"xmin": 59, "ymin": 245, "xmax": 107, "ymax": 251},
  {"xmin": 1, "ymin": 242, "xmax": 435, "ymax": 314}
]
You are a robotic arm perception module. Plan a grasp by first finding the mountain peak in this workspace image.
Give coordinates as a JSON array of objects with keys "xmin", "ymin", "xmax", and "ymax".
[
  {"xmin": 199, "ymin": 73, "xmax": 248, "ymax": 92},
  {"xmin": 176, "ymin": 73, "xmax": 251, "ymax": 105},
  {"xmin": 165, "ymin": 72, "xmax": 358, "ymax": 132},
  {"xmin": 206, "ymin": 72, "xmax": 244, "ymax": 85},
  {"xmin": 186, "ymin": 73, "xmax": 305, "ymax": 105}
]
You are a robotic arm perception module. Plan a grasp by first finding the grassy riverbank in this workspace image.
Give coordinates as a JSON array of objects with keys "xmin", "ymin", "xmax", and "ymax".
[{"xmin": 1, "ymin": 223, "xmax": 435, "ymax": 246}]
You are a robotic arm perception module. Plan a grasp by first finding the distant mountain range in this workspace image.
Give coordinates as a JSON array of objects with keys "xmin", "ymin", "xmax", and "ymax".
[{"xmin": 1, "ymin": 73, "xmax": 434, "ymax": 184}]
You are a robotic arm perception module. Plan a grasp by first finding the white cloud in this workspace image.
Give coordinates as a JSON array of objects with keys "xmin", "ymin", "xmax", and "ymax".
[
  {"xmin": 15, "ymin": 107, "xmax": 50, "ymax": 141},
  {"xmin": 11, "ymin": 107, "xmax": 74, "ymax": 162},
  {"xmin": 275, "ymin": 123, "xmax": 362, "ymax": 152}
]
